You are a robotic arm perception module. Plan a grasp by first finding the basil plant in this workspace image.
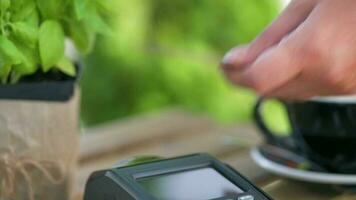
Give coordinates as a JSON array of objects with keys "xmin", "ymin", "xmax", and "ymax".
[{"xmin": 0, "ymin": 0, "xmax": 110, "ymax": 83}]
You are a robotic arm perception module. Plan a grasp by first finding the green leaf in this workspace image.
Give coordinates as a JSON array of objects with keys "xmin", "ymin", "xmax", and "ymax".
[
  {"xmin": 23, "ymin": 7, "xmax": 40, "ymax": 27},
  {"xmin": 11, "ymin": 22, "xmax": 38, "ymax": 48},
  {"xmin": 68, "ymin": 21, "xmax": 95, "ymax": 54},
  {"xmin": 95, "ymin": 0, "xmax": 114, "ymax": 14},
  {"xmin": 0, "ymin": 35, "xmax": 24, "ymax": 65},
  {"xmin": 9, "ymin": 0, "xmax": 25, "ymax": 9},
  {"xmin": 0, "ymin": 64, "xmax": 11, "ymax": 83},
  {"xmin": 10, "ymin": 0, "xmax": 36, "ymax": 21},
  {"xmin": 74, "ymin": 0, "xmax": 88, "ymax": 20},
  {"xmin": 12, "ymin": 41, "xmax": 39, "ymax": 76},
  {"xmin": 56, "ymin": 56, "xmax": 76, "ymax": 77},
  {"xmin": 39, "ymin": 20, "xmax": 65, "ymax": 72},
  {"xmin": 36, "ymin": 0, "xmax": 62, "ymax": 19},
  {"xmin": 84, "ymin": 5, "xmax": 111, "ymax": 35},
  {"xmin": 121, "ymin": 156, "xmax": 164, "ymax": 167},
  {"xmin": 13, "ymin": 62, "xmax": 37, "ymax": 76},
  {"xmin": 1, "ymin": 0, "xmax": 10, "ymax": 10}
]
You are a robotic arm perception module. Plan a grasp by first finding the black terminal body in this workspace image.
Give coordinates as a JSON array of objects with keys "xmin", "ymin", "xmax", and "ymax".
[{"xmin": 84, "ymin": 153, "xmax": 272, "ymax": 200}]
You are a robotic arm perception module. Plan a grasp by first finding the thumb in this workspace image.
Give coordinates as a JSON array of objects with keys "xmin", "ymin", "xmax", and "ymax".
[{"xmin": 221, "ymin": 45, "xmax": 249, "ymax": 71}]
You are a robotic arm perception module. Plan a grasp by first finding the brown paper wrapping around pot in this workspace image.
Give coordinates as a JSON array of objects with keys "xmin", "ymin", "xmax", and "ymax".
[{"xmin": 0, "ymin": 89, "xmax": 80, "ymax": 200}]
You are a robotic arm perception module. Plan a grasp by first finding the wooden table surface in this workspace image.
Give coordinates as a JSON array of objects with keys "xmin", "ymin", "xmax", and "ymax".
[{"xmin": 75, "ymin": 110, "xmax": 356, "ymax": 200}]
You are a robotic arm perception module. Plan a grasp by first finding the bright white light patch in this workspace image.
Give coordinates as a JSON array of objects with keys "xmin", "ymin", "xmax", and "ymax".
[{"xmin": 280, "ymin": 0, "xmax": 291, "ymax": 9}]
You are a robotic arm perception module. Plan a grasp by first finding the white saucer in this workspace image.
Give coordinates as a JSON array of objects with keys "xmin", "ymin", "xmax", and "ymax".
[{"xmin": 251, "ymin": 147, "xmax": 356, "ymax": 185}]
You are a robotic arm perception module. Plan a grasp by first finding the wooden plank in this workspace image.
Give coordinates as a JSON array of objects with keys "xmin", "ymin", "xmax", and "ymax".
[
  {"xmin": 80, "ymin": 110, "xmax": 215, "ymax": 163},
  {"xmin": 263, "ymin": 180, "xmax": 347, "ymax": 200},
  {"xmin": 333, "ymin": 194, "xmax": 356, "ymax": 200}
]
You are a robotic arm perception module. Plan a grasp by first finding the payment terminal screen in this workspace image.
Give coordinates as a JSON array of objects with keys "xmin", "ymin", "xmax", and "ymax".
[{"xmin": 138, "ymin": 167, "xmax": 243, "ymax": 200}]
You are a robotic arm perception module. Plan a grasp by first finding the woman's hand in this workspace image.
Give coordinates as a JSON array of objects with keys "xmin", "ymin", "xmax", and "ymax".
[{"xmin": 221, "ymin": 0, "xmax": 356, "ymax": 100}]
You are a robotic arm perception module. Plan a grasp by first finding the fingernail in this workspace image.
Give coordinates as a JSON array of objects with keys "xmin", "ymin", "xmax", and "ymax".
[
  {"xmin": 222, "ymin": 48, "xmax": 247, "ymax": 66},
  {"xmin": 222, "ymin": 49, "xmax": 236, "ymax": 65}
]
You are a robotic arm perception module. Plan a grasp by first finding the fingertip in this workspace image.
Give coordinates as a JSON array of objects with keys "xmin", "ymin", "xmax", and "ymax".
[
  {"xmin": 221, "ymin": 46, "xmax": 249, "ymax": 69},
  {"xmin": 221, "ymin": 48, "xmax": 237, "ymax": 65}
]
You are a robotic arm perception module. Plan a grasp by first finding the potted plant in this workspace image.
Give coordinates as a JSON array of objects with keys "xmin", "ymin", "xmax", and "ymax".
[{"xmin": 0, "ymin": 0, "xmax": 110, "ymax": 199}]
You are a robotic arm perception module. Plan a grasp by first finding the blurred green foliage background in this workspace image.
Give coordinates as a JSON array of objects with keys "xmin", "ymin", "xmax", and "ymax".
[{"xmin": 80, "ymin": 0, "xmax": 289, "ymax": 133}]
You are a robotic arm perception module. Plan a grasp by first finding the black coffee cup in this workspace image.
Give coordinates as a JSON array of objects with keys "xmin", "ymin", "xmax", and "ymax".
[{"xmin": 254, "ymin": 96, "xmax": 356, "ymax": 174}]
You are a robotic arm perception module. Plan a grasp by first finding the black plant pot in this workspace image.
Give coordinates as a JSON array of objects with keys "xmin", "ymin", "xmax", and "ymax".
[{"xmin": 0, "ymin": 65, "xmax": 81, "ymax": 102}]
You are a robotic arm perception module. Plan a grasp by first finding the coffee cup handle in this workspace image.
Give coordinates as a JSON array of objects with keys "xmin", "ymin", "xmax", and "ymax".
[{"xmin": 254, "ymin": 97, "xmax": 295, "ymax": 150}]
